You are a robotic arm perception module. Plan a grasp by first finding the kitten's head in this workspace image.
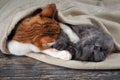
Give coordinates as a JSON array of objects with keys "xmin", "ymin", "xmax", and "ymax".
[{"xmin": 13, "ymin": 4, "xmax": 60, "ymax": 50}]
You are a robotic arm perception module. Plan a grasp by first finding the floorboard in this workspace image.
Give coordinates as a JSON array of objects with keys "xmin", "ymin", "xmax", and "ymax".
[{"xmin": 0, "ymin": 53, "xmax": 120, "ymax": 80}]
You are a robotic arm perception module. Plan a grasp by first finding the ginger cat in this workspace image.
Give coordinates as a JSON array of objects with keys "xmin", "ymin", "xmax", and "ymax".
[
  {"xmin": 8, "ymin": 4, "xmax": 72, "ymax": 60},
  {"xmin": 13, "ymin": 4, "xmax": 60, "ymax": 50}
]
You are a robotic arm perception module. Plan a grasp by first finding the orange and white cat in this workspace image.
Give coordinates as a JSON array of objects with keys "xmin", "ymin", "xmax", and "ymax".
[{"xmin": 8, "ymin": 4, "xmax": 72, "ymax": 60}]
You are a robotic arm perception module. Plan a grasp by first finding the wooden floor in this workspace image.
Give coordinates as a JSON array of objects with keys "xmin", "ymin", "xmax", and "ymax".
[{"xmin": 0, "ymin": 53, "xmax": 120, "ymax": 80}]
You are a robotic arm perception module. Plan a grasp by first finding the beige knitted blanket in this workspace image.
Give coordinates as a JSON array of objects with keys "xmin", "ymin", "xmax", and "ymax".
[{"xmin": 0, "ymin": 0, "xmax": 120, "ymax": 69}]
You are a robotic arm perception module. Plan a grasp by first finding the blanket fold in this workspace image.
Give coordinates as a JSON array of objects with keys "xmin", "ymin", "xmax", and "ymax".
[{"xmin": 0, "ymin": 0, "xmax": 120, "ymax": 69}]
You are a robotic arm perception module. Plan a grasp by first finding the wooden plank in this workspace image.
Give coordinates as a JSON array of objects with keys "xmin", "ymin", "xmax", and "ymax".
[{"xmin": 0, "ymin": 53, "xmax": 120, "ymax": 80}]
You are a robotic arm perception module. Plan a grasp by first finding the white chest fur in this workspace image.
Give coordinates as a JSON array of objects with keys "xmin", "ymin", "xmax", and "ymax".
[
  {"xmin": 8, "ymin": 40, "xmax": 72, "ymax": 60},
  {"xmin": 8, "ymin": 40, "xmax": 40, "ymax": 55},
  {"xmin": 59, "ymin": 23, "xmax": 80, "ymax": 43}
]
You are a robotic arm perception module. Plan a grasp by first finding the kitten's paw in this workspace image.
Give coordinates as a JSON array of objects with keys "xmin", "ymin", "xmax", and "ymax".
[{"xmin": 57, "ymin": 51, "xmax": 72, "ymax": 60}]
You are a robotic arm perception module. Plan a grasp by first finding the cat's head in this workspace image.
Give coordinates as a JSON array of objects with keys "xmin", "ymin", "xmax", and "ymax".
[{"xmin": 13, "ymin": 4, "xmax": 60, "ymax": 50}]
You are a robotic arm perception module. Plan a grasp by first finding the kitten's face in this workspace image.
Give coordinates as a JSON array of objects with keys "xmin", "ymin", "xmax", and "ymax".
[{"xmin": 13, "ymin": 4, "xmax": 60, "ymax": 50}]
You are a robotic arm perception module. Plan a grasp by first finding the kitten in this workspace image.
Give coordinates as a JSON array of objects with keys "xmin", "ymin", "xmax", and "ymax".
[
  {"xmin": 8, "ymin": 4, "xmax": 72, "ymax": 60},
  {"xmin": 52, "ymin": 23, "xmax": 115, "ymax": 62}
]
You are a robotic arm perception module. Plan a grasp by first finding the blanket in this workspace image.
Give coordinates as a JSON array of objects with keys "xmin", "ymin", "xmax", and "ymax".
[{"xmin": 0, "ymin": 0, "xmax": 120, "ymax": 69}]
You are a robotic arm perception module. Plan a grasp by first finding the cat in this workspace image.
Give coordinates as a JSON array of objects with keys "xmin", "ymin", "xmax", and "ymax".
[
  {"xmin": 52, "ymin": 23, "xmax": 115, "ymax": 62},
  {"xmin": 8, "ymin": 4, "xmax": 72, "ymax": 60},
  {"xmin": 8, "ymin": 3, "xmax": 115, "ymax": 62}
]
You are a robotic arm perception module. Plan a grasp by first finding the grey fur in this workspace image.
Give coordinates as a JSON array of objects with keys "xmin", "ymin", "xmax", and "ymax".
[{"xmin": 52, "ymin": 24, "xmax": 114, "ymax": 62}]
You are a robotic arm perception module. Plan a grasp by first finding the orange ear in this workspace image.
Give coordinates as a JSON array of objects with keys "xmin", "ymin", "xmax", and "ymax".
[{"xmin": 40, "ymin": 4, "xmax": 56, "ymax": 18}]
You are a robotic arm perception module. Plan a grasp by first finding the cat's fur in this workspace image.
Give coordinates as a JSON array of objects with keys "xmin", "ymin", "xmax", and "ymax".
[
  {"xmin": 8, "ymin": 4, "xmax": 72, "ymax": 60},
  {"xmin": 11, "ymin": 4, "xmax": 60, "ymax": 50},
  {"xmin": 52, "ymin": 23, "xmax": 115, "ymax": 62},
  {"xmin": 8, "ymin": 4, "xmax": 115, "ymax": 62}
]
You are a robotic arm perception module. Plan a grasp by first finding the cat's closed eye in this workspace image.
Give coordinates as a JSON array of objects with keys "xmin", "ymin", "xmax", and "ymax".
[
  {"xmin": 33, "ymin": 23, "xmax": 41, "ymax": 27},
  {"xmin": 44, "ymin": 24, "xmax": 49, "ymax": 28},
  {"xmin": 49, "ymin": 34, "xmax": 55, "ymax": 36}
]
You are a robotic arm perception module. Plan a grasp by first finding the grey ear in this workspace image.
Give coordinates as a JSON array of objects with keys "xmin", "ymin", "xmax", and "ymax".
[{"xmin": 40, "ymin": 4, "xmax": 56, "ymax": 18}]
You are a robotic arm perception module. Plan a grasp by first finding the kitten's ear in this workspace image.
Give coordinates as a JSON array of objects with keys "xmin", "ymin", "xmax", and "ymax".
[{"xmin": 40, "ymin": 4, "xmax": 56, "ymax": 18}]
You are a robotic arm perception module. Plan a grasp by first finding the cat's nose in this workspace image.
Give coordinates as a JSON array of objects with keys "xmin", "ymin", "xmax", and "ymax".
[{"xmin": 41, "ymin": 36, "xmax": 55, "ymax": 44}]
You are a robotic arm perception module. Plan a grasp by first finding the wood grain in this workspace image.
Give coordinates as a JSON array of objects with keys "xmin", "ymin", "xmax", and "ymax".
[{"xmin": 0, "ymin": 53, "xmax": 120, "ymax": 80}]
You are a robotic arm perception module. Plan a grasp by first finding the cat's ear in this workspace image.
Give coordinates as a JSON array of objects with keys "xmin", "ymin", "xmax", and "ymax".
[{"xmin": 40, "ymin": 4, "xmax": 56, "ymax": 18}]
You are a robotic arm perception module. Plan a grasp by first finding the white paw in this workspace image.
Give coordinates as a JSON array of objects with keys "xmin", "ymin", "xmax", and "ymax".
[{"xmin": 57, "ymin": 51, "xmax": 72, "ymax": 60}]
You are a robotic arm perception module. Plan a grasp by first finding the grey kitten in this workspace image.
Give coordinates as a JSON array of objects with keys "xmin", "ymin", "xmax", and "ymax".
[{"xmin": 52, "ymin": 24, "xmax": 115, "ymax": 62}]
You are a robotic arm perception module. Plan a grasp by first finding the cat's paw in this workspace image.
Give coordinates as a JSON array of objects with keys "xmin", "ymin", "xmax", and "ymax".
[{"xmin": 57, "ymin": 51, "xmax": 72, "ymax": 60}]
